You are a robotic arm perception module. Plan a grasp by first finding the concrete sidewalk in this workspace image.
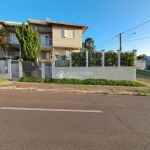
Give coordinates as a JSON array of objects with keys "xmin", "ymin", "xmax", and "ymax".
[{"xmin": 0, "ymin": 81, "xmax": 149, "ymax": 96}]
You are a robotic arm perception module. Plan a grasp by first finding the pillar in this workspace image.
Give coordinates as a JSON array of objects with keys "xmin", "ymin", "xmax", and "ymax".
[
  {"xmin": 86, "ymin": 50, "xmax": 88, "ymax": 67},
  {"xmin": 19, "ymin": 60, "xmax": 23, "ymax": 78},
  {"xmin": 41, "ymin": 62, "xmax": 45, "ymax": 79},
  {"xmin": 69, "ymin": 49, "xmax": 72, "ymax": 67},
  {"xmin": 7, "ymin": 59, "xmax": 12, "ymax": 80},
  {"xmin": 101, "ymin": 50, "xmax": 105, "ymax": 67},
  {"xmin": 52, "ymin": 48, "xmax": 55, "ymax": 79},
  {"xmin": 133, "ymin": 49, "xmax": 137, "ymax": 66},
  {"xmin": 117, "ymin": 50, "xmax": 121, "ymax": 67}
]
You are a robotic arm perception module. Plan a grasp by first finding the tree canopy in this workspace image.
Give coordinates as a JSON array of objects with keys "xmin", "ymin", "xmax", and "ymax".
[
  {"xmin": 0, "ymin": 28, "xmax": 12, "ymax": 58},
  {"xmin": 15, "ymin": 23, "xmax": 41, "ymax": 62},
  {"xmin": 137, "ymin": 54, "xmax": 147, "ymax": 60},
  {"xmin": 84, "ymin": 37, "xmax": 95, "ymax": 52}
]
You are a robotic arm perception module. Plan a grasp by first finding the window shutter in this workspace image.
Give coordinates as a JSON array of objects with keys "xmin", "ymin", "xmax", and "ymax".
[{"xmin": 61, "ymin": 29, "xmax": 67, "ymax": 38}]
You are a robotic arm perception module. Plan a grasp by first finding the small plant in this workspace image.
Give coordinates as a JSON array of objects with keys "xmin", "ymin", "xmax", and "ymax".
[
  {"xmin": 111, "ymin": 88, "xmax": 117, "ymax": 92},
  {"xmin": 138, "ymin": 89, "xmax": 150, "ymax": 96},
  {"xmin": 81, "ymin": 87, "xmax": 86, "ymax": 90},
  {"xmin": 61, "ymin": 55, "xmax": 68, "ymax": 60}
]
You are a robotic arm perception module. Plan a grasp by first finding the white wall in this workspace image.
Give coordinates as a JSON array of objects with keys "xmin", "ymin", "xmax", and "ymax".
[
  {"xmin": 136, "ymin": 60, "xmax": 146, "ymax": 70},
  {"xmin": 53, "ymin": 67, "xmax": 136, "ymax": 81}
]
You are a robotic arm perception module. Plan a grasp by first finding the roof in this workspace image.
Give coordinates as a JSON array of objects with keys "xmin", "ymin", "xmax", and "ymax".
[
  {"xmin": 0, "ymin": 21, "xmax": 28, "ymax": 27},
  {"xmin": 28, "ymin": 19, "xmax": 88, "ymax": 33},
  {"xmin": 0, "ymin": 19, "xmax": 88, "ymax": 33}
]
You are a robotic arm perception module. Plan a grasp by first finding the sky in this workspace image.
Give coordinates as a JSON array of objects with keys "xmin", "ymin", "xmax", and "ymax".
[{"xmin": 0, "ymin": 0, "xmax": 150, "ymax": 56}]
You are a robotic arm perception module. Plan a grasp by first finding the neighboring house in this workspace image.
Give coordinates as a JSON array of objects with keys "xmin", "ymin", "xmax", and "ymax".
[
  {"xmin": 136, "ymin": 56, "xmax": 150, "ymax": 70},
  {"xmin": 0, "ymin": 19, "xmax": 88, "ymax": 61}
]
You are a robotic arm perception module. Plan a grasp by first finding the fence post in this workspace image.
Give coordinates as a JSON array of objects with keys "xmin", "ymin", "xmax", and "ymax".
[
  {"xmin": 41, "ymin": 62, "xmax": 45, "ymax": 79},
  {"xmin": 117, "ymin": 50, "xmax": 121, "ymax": 67},
  {"xmin": 101, "ymin": 50, "xmax": 105, "ymax": 67},
  {"xmin": 7, "ymin": 59, "xmax": 12, "ymax": 80},
  {"xmin": 86, "ymin": 50, "xmax": 88, "ymax": 67},
  {"xmin": 133, "ymin": 49, "xmax": 137, "ymax": 66},
  {"xmin": 19, "ymin": 60, "xmax": 23, "ymax": 78},
  {"xmin": 69, "ymin": 49, "xmax": 72, "ymax": 67},
  {"xmin": 52, "ymin": 48, "xmax": 55, "ymax": 79}
]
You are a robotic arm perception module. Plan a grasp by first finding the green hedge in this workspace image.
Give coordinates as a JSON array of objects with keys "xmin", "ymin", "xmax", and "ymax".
[
  {"xmin": 50, "ymin": 79, "xmax": 146, "ymax": 87},
  {"xmin": 88, "ymin": 52, "xmax": 102, "ymax": 66},
  {"xmin": 19, "ymin": 77, "xmax": 45, "ymax": 83},
  {"xmin": 72, "ymin": 52, "xmax": 86, "ymax": 67},
  {"xmin": 105, "ymin": 51, "xmax": 118, "ymax": 66},
  {"xmin": 121, "ymin": 52, "xmax": 135, "ymax": 66}
]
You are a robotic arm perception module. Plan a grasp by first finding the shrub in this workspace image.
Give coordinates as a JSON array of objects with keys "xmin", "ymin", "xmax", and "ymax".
[
  {"xmin": 0, "ymin": 57, "xmax": 10, "ymax": 60},
  {"xmin": 49, "ymin": 78, "xmax": 146, "ymax": 87},
  {"xmin": 19, "ymin": 77, "xmax": 45, "ymax": 83}
]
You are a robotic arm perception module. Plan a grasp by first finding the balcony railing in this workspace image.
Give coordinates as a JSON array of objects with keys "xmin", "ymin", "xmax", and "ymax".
[
  {"xmin": 39, "ymin": 38, "xmax": 52, "ymax": 46},
  {"xmin": 6, "ymin": 36, "xmax": 52, "ymax": 46},
  {"xmin": 7, "ymin": 37, "xmax": 19, "ymax": 44}
]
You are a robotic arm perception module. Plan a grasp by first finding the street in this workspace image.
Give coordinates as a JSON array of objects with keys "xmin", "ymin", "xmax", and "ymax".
[{"xmin": 0, "ymin": 91, "xmax": 150, "ymax": 150}]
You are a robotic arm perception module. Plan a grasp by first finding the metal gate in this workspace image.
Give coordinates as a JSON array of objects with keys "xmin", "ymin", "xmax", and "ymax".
[
  {"xmin": 11, "ymin": 60, "xmax": 19, "ymax": 80},
  {"xmin": 45, "ymin": 62, "xmax": 52, "ymax": 81}
]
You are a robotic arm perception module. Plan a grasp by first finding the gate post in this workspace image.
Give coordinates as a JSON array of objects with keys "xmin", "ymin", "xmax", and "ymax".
[
  {"xmin": 117, "ymin": 50, "xmax": 121, "ymax": 67},
  {"xmin": 52, "ymin": 48, "xmax": 55, "ymax": 79},
  {"xmin": 19, "ymin": 60, "xmax": 23, "ymax": 78},
  {"xmin": 86, "ymin": 50, "xmax": 88, "ymax": 68},
  {"xmin": 41, "ymin": 62, "xmax": 45, "ymax": 79},
  {"xmin": 101, "ymin": 50, "xmax": 105, "ymax": 67},
  {"xmin": 8, "ymin": 59, "xmax": 12, "ymax": 80}
]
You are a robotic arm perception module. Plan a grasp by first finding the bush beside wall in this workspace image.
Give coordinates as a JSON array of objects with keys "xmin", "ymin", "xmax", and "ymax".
[
  {"xmin": 19, "ymin": 77, "xmax": 45, "ymax": 83},
  {"xmin": 50, "ymin": 79, "xmax": 146, "ymax": 87}
]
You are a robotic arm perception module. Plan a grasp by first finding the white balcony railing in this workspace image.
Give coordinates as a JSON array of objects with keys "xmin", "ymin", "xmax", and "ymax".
[
  {"xmin": 7, "ymin": 36, "xmax": 52, "ymax": 46},
  {"xmin": 7, "ymin": 37, "xmax": 19, "ymax": 44},
  {"xmin": 39, "ymin": 38, "xmax": 52, "ymax": 46}
]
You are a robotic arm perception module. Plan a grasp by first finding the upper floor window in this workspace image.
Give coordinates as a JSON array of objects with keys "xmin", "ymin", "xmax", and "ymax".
[{"xmin": 61, "ymin": 29, "xmax": 74, "ymax": 38}]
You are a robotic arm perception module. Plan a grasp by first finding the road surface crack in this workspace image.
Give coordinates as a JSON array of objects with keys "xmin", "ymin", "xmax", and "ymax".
[
  {"xmin": 85, "ymin": 95, "xmax": 97, "ymax": 110},
  {"xmin": 107, "ymin": 107, "xmax": 150, "ymax": 145}
]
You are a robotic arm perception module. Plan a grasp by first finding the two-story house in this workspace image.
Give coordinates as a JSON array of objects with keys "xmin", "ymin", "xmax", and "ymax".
[{"xmin": 0, "ymin": 19, "xmax": 88, "ymax": 61}]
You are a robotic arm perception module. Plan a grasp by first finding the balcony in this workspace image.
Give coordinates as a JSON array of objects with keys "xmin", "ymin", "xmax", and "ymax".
[
  {"xmin": 7, "ymin": 37, "xmax": 19, "ymax": 44},
  {"xmin": 6, "ymin": 36, "xmax": 52, "ymax": 47},
  {"xmin": 39, "ymin": 38, "xmax": 52, "ymax": 47}
]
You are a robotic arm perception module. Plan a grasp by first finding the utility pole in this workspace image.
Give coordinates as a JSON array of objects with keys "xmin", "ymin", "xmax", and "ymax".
[{"xmin": 119, "ymin": 33, "xmax": 122, "ymax": 51}]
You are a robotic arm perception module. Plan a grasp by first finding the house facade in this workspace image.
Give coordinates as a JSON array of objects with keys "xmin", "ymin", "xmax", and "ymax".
[{"xmin": 0, "ymin": 19, "xmax": 88, "ymax": 61}]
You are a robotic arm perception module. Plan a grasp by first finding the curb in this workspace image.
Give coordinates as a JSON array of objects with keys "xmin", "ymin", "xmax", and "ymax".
[{"xmin": 0, "ymin": 87, "xmax": 139, "ymax": 96}]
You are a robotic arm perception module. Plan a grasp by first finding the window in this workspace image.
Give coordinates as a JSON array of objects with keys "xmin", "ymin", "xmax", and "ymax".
[{"xmin": 61, "ymin": 29, "xmax": 74, "ymax": 38}]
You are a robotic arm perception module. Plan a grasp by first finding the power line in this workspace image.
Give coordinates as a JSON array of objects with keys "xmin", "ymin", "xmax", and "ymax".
[
  {"xmin": 127, "ymin": 37, "xmax": 150, "ymax": 41},
  {"xmin": 97, "ymin": 19, "xmax": 150, "ymax": 50},
  {"xmin": 122, "ymin": 20, "xmax": 150, "ymax": 34}
]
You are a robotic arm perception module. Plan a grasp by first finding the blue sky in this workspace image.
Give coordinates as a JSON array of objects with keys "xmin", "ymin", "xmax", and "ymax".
[{"xmin": 0, "ymin": 0, "xmax": 150, "ymax": 56}]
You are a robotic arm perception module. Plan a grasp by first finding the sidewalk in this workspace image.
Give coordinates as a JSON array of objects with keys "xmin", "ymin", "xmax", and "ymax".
[{"xmin": 0, "ymin": 81, "xmax": 149, "ymax": 96}]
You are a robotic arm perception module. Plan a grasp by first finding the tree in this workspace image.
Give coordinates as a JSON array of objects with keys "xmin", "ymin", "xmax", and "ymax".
[
  {"xmin": 0, "ymin": 28, "xmax": 12, "ymax": 59},
  {"xmin": 84, "ymin": 37, "xmax": 95, "ymax": 52},
  {"xmin": 15, "ymin": 23, "xmax": 41, "ymax": 62},
  {"xmin": 137, "ymin": 54, "xmax": 147, "ymax": 60}
]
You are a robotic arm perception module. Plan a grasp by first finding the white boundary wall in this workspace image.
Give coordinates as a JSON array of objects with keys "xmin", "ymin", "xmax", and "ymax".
[{"xmin": 53, "ymin": 67, "xmax": 136, "ymax": 80}]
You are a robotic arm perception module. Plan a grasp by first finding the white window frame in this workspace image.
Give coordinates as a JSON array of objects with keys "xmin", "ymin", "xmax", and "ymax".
[{"xmin": 61, "ymin": 29, "xmax": 74, "ymax": 38}]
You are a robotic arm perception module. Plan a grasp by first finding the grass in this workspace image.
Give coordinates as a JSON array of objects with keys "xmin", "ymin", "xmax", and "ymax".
[
  {"xmin": 0, "ymin": 78, "xmax": 8, "ymax": 82},
  {"xmin": 138, "ymin": 89, "xmax": 150, "ymax": 96},
  {"xmin": 50, "ymin": 78, "xmax": 146, "ymax": 87},
  {"xmin": 136, "ymin": 69, "xmax": 150, "ymax": 76}
]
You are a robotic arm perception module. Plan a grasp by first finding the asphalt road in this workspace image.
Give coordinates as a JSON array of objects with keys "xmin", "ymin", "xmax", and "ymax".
[{"xmin": 0, "ymin": 91, "xmax": 150, "ymax": 150}]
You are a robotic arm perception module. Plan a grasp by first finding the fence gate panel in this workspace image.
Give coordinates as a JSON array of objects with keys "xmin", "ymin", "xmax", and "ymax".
[
  {"xmin": 11, "ymin": 60, "xmax": 19, "ymax": 80},
  {"xmin": 45, "ymin": 62, "xmax": 52, "ymax": 81}
]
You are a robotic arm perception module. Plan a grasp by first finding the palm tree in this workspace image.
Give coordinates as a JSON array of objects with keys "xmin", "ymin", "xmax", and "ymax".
[
  {"xmin": 0, "ymin": 28, "xmax": 12, "ymax": 59},
  {"xmin": 84, "ymin": 37, "xmax": 95, "ymax": 52}
]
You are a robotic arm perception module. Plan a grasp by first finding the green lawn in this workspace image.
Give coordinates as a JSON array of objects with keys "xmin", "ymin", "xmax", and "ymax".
[
  {"xmin": 136, "ymin": 69, "xmax": 150, "ymax": 76},
  {"xmin": 0, "ymin": 78, "xmax": 8, "ymax": 82}
]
